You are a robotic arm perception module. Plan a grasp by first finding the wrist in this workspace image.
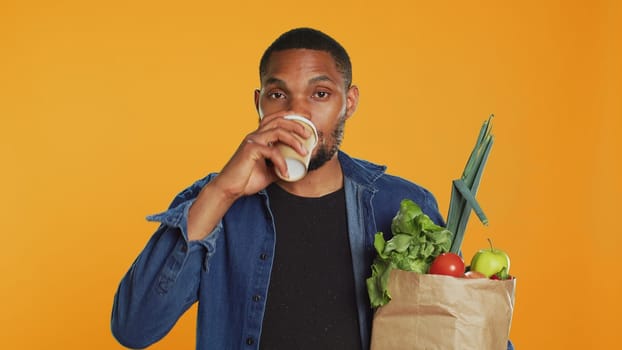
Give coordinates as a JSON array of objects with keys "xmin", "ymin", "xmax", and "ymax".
[{"xmin": 187, "ymin": 180, "xmax": 235, "ymax": 241}]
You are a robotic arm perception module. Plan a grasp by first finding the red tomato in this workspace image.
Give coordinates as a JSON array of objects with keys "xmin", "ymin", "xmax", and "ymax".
[{"xmin": 428, "ymin": 253, "xmax": 465, "ymax": 277}]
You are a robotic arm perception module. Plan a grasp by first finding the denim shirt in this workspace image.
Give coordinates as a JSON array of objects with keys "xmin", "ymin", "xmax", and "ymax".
[{"xmin": 112, "ymin": 151, "xmax": 507, "ymax": 350}]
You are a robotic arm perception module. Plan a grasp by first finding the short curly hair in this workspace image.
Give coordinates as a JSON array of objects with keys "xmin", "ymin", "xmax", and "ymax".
[{"xmin": 259, "ymin": 28, "xmax": 352, "ymax": 88}]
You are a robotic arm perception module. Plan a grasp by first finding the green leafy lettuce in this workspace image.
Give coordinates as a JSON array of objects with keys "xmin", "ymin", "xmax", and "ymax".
[{"xmin": 366, "ymin": 199, "xmax": 453, "ymax": 308}]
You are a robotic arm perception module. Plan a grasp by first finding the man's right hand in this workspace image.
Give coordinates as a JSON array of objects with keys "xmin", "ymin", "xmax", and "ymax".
[{"xmin": 186, "ymin": 111, "xmax": 311, "ymax": 240}]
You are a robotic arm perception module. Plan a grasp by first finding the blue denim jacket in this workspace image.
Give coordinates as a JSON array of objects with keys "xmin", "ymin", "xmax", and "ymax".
[{"xmin": 111, "ymin": 151, "xmax": 513, "ymax": 350}]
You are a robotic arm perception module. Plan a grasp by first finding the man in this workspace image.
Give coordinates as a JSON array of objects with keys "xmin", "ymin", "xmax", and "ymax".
[{"xmin": 112, "ymin": 28, "xmax": 509, "ymax": 350}]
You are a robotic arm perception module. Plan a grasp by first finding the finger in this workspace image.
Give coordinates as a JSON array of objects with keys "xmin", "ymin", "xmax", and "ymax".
[
  {"xmin": 244, "ymin": 138, "xmax": 279, "ymax": 155},
  {"xmin": 260, "ymin": 112, "xmax": 312, "ymax": 139},
  {"xmin": 251, "ymin": 128, "xmax": 308, "ymax": 156},
  {"xmin": 242, "ymin": 138, "xmax": 290, "ymax": 178}
]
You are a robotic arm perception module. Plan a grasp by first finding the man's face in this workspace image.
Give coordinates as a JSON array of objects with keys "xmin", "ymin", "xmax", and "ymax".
[{"xmin": 255, "ymin": 49, "xmax": 358, "ymax": 171}]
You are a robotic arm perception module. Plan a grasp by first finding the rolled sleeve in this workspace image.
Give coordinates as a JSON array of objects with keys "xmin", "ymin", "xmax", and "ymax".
[
  {"xmin": 146, "ymin": 197, "xmax": 222, "ymax": 270},
  {"xmin": 146, "ymin": 199, "xmax": 195, "ymax": 240}
]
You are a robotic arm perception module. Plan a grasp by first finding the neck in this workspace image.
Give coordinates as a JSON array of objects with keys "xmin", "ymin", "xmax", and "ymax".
[{"xmin": 275, "ymin": 156, "xmax": 343, "ymax": 197}]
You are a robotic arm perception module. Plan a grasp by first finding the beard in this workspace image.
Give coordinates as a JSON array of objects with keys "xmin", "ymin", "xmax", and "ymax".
[{"xmin": 307, "ymin": 113, "xmax": 346, "ymax": 172}]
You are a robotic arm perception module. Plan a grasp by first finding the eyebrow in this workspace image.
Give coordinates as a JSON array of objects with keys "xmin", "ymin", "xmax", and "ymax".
[
  {"xmin": 308, "ymin": 75, "xmax": 336, "ymax": 85},
  {"xmin": 263, "ymin": 75, "xmax": 337, "ymax": 88},
  {"xmin": 263, "ymin": 77, "xmax": 286, "ymax": 88}
]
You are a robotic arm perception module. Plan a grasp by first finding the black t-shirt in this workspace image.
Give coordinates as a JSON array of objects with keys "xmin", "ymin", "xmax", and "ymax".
[{"xmin": 259, "ymin": 184, "xmax": 362, "ymax": 350}]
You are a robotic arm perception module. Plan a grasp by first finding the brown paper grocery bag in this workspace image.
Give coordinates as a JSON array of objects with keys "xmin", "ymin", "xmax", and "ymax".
[{"xmin": 370, "ymin": 270, "xmax": 516, "ymax": 350}]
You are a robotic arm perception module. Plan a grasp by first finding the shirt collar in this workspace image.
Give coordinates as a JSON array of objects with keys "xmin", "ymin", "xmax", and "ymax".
[{"xmin": 338, "ymin": 151, "xmax": 387, "ymax": 188}]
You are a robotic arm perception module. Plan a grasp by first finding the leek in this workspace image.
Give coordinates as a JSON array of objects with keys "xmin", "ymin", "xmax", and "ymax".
[{"xmin": 448, "ymin": 115, "xmax": 495, "ymax": 254}]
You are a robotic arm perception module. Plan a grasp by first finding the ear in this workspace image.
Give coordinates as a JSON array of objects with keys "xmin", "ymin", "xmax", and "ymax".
[
  {"xmin": 344, "ymin": 85, "xmax": 359, "ymax": 119},
  {"xmin": 254, "ymin": 89, "xmax": 261, "ymax": 112}
]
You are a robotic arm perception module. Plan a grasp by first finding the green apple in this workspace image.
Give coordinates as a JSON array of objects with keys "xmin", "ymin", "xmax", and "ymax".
[{"xmin": 470, "ymin": 238, "xmax": 510, "ymax": 278}]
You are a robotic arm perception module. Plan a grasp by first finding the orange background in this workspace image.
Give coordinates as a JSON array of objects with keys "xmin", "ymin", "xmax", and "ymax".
[{"xmin": 2, "ymin": 1, "xmax": 621, "ymax": 349}]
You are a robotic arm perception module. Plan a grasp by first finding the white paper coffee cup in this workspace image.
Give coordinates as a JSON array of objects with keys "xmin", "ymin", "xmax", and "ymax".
[{"xmin": 275, "ymin": 115, "xmax": 318, "ymax": 182}]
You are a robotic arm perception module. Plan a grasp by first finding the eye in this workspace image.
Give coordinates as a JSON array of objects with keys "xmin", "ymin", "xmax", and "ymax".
[
  {"xmin": 313, "ymin": 91, "xmax": 330, "ymax": 99},
  {"xmin": 268, "ymin": 91, "xmax": 286, "ymax": 99}
]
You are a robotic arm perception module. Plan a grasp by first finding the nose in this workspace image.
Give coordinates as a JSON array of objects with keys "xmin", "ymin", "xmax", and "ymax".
[{"xmin": 287, "ymin": 95, "xmax": 311, "ymax": 119}]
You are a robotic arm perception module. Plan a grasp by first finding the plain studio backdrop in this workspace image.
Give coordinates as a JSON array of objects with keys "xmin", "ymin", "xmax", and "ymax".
[{"xmin": 1, "ymin": 1, "xmax": 620, "ymax": 349}]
